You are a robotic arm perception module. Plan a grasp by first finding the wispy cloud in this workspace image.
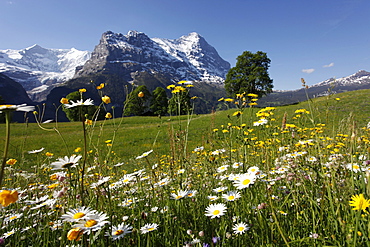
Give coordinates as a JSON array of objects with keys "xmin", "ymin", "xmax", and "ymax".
[
  {"xmin": 323, "ymin": 62, "xmax": 334, "ymax": 68},
  {"xmin": 302, "ymin": 68, "xmax": 315, "ymax": 74}
]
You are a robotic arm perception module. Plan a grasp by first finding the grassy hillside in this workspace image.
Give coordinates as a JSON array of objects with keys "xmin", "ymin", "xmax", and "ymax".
[{"xmin": 2, "ymin": 89, "xmax": 370, "ymax": 172}]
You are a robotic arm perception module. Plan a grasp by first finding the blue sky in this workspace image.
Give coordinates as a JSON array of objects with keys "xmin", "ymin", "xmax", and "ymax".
[{"xmin": 1, "ymin": 0, "xmax": 369, "ymax": 90}]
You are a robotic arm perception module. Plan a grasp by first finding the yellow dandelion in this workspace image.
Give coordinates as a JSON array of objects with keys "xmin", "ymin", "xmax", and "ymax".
[
  {"xmin": 349, "ymin": 194, "xmax": 370, "ymax": 212},
  {"xmin": 79, "ymin": 88, "xmax": 86, "ymax": 93}
]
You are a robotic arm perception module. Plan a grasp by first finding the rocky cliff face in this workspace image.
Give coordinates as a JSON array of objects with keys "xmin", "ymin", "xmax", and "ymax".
[{"xmin": 74, "ymin": 30, "xmax": 230, "ymax": 85}]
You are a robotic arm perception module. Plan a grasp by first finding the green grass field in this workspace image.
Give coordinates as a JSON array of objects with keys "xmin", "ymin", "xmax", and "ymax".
[{"xmin": 1, "ymin": 88, "xmax": 370, "ymax": 246}]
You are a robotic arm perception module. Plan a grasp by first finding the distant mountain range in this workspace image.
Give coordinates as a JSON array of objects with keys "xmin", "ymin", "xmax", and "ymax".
[
  {"xmin": 258, "ymin": 70, "xmax": 370, "ymax": 107},
  {"xmin": 0, "ymin": 45, "xmax": 90, "ymax": 101},
  {"xmin": 1, "ymin": 30, "xmax": 370, "ymax": 120}
]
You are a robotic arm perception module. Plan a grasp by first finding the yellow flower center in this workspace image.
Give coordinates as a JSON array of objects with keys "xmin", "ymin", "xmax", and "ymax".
[
  {"xmin": 148, "ymin": 227, "xmax": 155, "ymax": 231},
  {"xmin": 238, "ymin": 226, "xmax": 244, "ymax": 231},
  {"xmin": 242, "ymin": 179, "xmax": 251, "ymax": 185},
  {"xmin": 84, "ymin": 219, "xmax": 97, "ymax": 227},
  {"xmin": 213, "ymin": 210, "xmax": 220, "ymax": 215},
  {"xmin": 114, "ymin": 230, "xmax": 124, "ymax": 236},
  {"xmin": 73, "ymin": 212, "xmax": 85, "ymax": 219},
  {"xmin": 228, "ymin": 196, "xmax": 235, "ymax": 200}
]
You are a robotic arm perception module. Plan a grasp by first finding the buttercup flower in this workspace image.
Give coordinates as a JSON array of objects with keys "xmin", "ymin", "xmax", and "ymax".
[
  {"xmin": 67, "ymin": 227, "xmax": 83, "ymax": 241},
  {"xmin": 5, "ymin": 159, "xmax": 17, "ymax": 165},
  {"xmin": 0, "ymin": 190, "xmax": 18, "ymax": 207},
  {"xmin": 138, "ymin": 91, "xmax": 144, "ymax": 98},
  {"xmin": 102, "ymin": 95, "xmax": 111, "ymax": 104},
  {"xmin": 60, "ymin": 98, "xmax": 69, "ymax": 104}
]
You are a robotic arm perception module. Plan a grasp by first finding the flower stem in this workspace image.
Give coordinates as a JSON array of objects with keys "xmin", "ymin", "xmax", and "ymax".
[
  {"xmin": 80, "ymin": 113, "xmax": 88, "ymax": 206},
  {"xmin": 0, "ymin": 111, "xmax": 11, "ymax": 188}
]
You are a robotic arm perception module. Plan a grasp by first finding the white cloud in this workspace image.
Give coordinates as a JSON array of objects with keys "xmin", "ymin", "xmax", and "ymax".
[
  {"xmin": 323, "ymin": 62, "xmax": 334, "ymax": 68},
  {"xmin": 302, "ymin": 68, "xmax": 315, "ymax": 74}
]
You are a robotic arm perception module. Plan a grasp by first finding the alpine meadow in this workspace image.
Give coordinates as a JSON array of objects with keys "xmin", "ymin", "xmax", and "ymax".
[{"xmin": 1, "ymin": 81, "xmax": 370, "ymax": 246}]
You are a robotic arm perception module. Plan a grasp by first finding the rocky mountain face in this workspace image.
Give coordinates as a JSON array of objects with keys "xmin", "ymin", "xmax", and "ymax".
[
  {"xmin": 0, "ymin": 45, "xmax": 91, "ymax": 101},
  {"xmin": 75, "ymin": 30, "xmax": 230, "ymax": 85}
]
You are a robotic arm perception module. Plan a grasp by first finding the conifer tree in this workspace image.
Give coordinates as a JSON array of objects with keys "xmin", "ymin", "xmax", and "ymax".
[
  {"xmin": 150, "ymin": 87, "xmax": 168, "ymax": 116},
  {"xmin": 124, "ymin": 85, "xmax": 151, "ymax": 116}
]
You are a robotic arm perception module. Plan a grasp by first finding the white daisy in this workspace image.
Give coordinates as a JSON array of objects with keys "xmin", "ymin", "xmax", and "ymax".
[
  {"xmin": 217, "ymin": 165, "xmax": 229, "ymax": 173},
  {"xmin": 61, "ymin": 206, "xmax": 97, "ymax": 222},
  {"xmin": 27, "ymin": 147, "xmax": 45, "ymax": 154},
  {"xmin": 64, "ymin": 98, "xmax": 94, "ymax": 108},
  {"xmin": 232, "ymin": 162, "xmax": 243, "ymax": 168},
  {"xmin": 205, "ymin": 203, "xmax": 227, "ymax": 219},
  {"xmin": 140, "ymin": 223, "xmax": 159, "ymax": 234},
  {"xmin": 136, "ymin": 150, "xmax": 153, "ymax": 159},
  {"xmin": 222, "ymin": 191, "xmax": 241, "ymax": 202},
  {"xmin": 233, "ymin": 173, "xmax": 257, "ymax": 190},
  {"xmin": 233, "ymin": 222, "xmax": 250, "ymax": 235},
  {"xmin": 247, "ymin": 166, "xmax": 260, "ymax": 174},
  {"xmin": 207, "ymin": 195, "xmax": 219, "ymax": 201},
  {"xmin": 346, "ymin": 163, "xmax": 363, "ymax": 173},
  {"xmin": 253, "ymin": 118, "xmax": 268, "ymax": 126},
  {"xmin": 0, "ymin": 104, "xmax": 35, "ymax": 113},
  {"xmin": 170, "ymin": 190, "xmax": 188, "ymax": 200},
  {"xmin": 73, "ymin": 211, "xmax": 110, "ymax": 234},
  {"xmin": 186, "ymin": 190, "xmax": 197, "ymax": 198},
  {"xmin": 106, "ymin": 223, "xmax": 132, "ymax": 240},
  {"xmin": 50, "ymin": 155, "xmax": 82, "ymax": 170},
  {"xmin": 213, "ymin": 186, "xmax": 228, "ymax": 193}
]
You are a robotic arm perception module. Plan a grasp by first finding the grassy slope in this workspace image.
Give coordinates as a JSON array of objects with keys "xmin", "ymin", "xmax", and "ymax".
[{"xmin": 1, "ymin": 89, "xmax": 370, "ymax": 171}]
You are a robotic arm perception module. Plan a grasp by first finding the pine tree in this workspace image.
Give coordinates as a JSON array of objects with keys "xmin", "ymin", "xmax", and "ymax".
[
  {"xmin": 150, "ymin": 87, "xmax": 168, "ymax": 116},
  {"xmin": 124, "ymin": 85, "xmax": 151, "ymax": 116}
]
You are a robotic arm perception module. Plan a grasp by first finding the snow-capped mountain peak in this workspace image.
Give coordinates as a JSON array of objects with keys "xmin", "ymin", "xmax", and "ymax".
[
  {"xmin": 313, "ymin": 70, "xmax": 370, "ymax": 87},
  {"xmin": 0, "ymin": 45, "xmax": 91, "ymax": 101},
  {"xmin": 75, "ymin": 30, "xmax": 230, "ymax": 84}
]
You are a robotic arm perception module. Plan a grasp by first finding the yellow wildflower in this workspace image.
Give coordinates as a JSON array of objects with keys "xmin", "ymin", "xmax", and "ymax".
[
  {"xmin": 6, "ymin": 159, "xmax": 17, "ymax": 165},
  {"xmin": 60, "ymin": 98, "xmax": 69, "ymax": 104},
  {"xmin": 349, "ymin": 194, "xmax": 370, "ymax": 212},
  {"xmin": 102, "ymin": 95, "xmax": 111, "ymax": 104},
  {"xmin": 138, "ymin": 92, "xmax": 145, "ymax": 98},
  {"xmin": 0, "ymin": 190, "xmax": 18, "ymax": 207}
]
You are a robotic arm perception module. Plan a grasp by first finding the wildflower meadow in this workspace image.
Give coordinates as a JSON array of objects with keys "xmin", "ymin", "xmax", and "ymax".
[{"xmin": 1, "ymin": 83, "xmax": 370, "ymax": 246}]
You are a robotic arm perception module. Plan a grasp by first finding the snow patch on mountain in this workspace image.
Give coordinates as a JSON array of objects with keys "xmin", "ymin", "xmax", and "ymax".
[
  {"xmin": 314, "ymin": 70, "xmax": 370, "ymax": 87},
  {"xmin": 0, "ymin": 45, "xmax": 91, "ymax": 100}
]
